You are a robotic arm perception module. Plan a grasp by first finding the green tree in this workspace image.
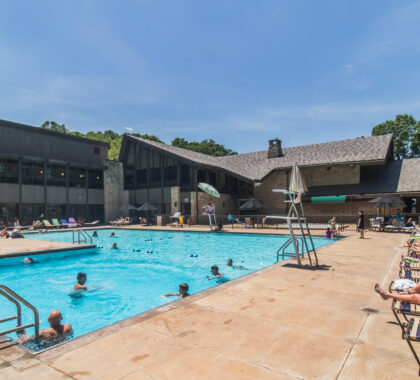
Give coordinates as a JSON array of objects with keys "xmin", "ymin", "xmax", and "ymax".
[
  {"xmin": 171, "ymin": 138, "xmax": 237, "ymax": 156},
  {"xmin": 372, "ymin": 114, "xmax": 420, "ymax": 159},
  {"xmin": 41, "ymin": 121, "xmax": 68, "ymax": 134},
  {"xmin": 40, "ymin": 121, "xmax": 162, "ymax": 160}
]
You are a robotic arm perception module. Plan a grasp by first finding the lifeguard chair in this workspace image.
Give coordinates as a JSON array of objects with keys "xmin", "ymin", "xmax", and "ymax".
[{"xmin": 266, "ymin": 163, "xmax": 318, "ymax": 268}]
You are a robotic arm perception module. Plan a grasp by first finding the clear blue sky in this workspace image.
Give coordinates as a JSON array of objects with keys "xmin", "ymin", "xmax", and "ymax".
[{"xmin": 0, "ymin": 1, "xmax": 419, "ymax": 153}]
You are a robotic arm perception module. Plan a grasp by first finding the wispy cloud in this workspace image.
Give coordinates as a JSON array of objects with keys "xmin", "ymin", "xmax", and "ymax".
[{"xmin": 125, "ymin": 127, "xmax": 133, "ymax": 131}]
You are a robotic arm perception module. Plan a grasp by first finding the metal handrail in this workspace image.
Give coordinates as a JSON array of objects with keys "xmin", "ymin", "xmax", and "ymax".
[
  {"xmin": 0, "ymin": 285, "xmax": 39, "ymax": 342},
  {"xmin": 72, "ymin": 229, "xmax": 92, "ymax": 245}
]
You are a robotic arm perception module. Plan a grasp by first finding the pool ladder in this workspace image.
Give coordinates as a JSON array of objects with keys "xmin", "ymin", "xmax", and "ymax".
[
  {"xmin": 277, "ymin": 233, "xmax": 318, "ymax": 267},
  {"xmin": 0, "ymin": 285, "xmax": 39, "ymax": 342},
  {"xmin": 72, "ymin": 229, "xmax": 92, "ymax": 245}
]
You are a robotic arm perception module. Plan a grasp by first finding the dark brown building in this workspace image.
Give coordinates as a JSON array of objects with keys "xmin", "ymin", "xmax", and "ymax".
[{"xmin": 0, "ymin": 119, "xmax": 109, "ymax": 224}]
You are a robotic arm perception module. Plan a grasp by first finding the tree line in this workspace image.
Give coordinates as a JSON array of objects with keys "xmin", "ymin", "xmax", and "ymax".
[
  {"xmin": 40, "ymin": 121, "xmax": 237, "ymax": 160},
  {"xmin": 41, "ymin": 114, "xmax": 419, "ymax": 161}
]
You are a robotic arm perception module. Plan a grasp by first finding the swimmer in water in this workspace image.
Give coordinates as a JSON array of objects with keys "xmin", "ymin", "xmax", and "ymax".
[
  {"xmin": 22, "ymin": 257, "xmax": 38, "ymax": 264},
  {"xmin": 207, "ymin": 265, "xmax": 223, "ymax": 280},
  {"xmin": 227, "ymin": 259, "xmax": 248, "ymax": 270},
  {"xmin": 163, "ymin": 283, "xmax": 190, "ymax": 299},
  {"xmin": 92, "ymin": 231, "xmax": 98, "ymax": 237},
  {"xmin": 110, "ymin": 232, "xmax": 115, "ymax": 237},
  {"xmin": 74, "ymin": 272, "xmax": 88, "ymax": 291},
  {"xmin": 18, "ymin": 310, "xmax": 72, "ymax": 343},
  {"xmin": 112, "ymin": 242, "xmax": 118, "ymax": 249}
]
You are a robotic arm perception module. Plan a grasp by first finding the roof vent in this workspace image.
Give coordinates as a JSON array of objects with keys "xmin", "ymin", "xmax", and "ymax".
[{"xmin": 267, "ymin": 138, "xmax": 283, "ymax": 158}]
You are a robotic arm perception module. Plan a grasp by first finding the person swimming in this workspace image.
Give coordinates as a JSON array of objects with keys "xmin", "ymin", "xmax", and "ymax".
[
  {"xmin": 112, "ymin": 242, "xmax": 118, "ymax": 249},
  {"xmin": 227, "ymin": 259, "xmax": 248, "ymax": 270},
  {"xmin": 163, "ymin": 283, "xmax": 190, "ymax": 299},
  {"xmin": 22, "ymin": 257, "xmax": 38, "ymax": 264},
  {"xmin": 110, "ymin": 232, "xmax": 116, "ymax": 237},
  {"xmin": 74, "ymin": 272, "xmax": 88, "ymax": 291},
  {"xmin": 92, "ymin": 231, "xmax": 98, "ymax": 237},
  {"xmin": 207, "ymin": 265, "xmax": 223, "ymax": 280}
]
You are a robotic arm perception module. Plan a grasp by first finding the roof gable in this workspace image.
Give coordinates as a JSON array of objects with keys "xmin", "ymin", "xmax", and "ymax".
[{"xmin": 123, "ymin": 134, "xmax": 393, "ymax": 181}]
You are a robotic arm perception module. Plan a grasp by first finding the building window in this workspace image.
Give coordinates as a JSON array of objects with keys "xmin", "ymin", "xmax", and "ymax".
[
  {"xmin": 22, "ymin": 162, "xmax": 44, "ymax": 185},
  {"xmin": 0, "ymin": 203, "xmax": 18, "ymax": 225},
  {"xmin": 88, "ymin": 169, "xmax": 103, "ymax": 189},
  {"xmin": 22, "ymin": 204, "xmax": 45, "ymax": 224},
  {"xmin": 47, "ymin": 165, "xmax": 66, "ymax": 187},
  {"xmin": 68, "ymin": 205, "xmax": 86, "ymax": 220},
  {"xmin": 94, "ymin": 147, "xmax": 100, "ymax": 155},
  {"xmin": 88, "ymin": 204, "xmax": 104, "ymax": 222},
  {"xmin": 68, "ymin": 167, "xmax": 86, "ymax": 188},
  {"xmin": 150, "ymin": 167, "xmax": 161, "ymax": 184},
  {"xmin": 136, "ymin": 169, "xmax": 147, "ymax": 187},
  {"xmin": 124, "ymin": 168, "xmax": 135, "ymax": 189},
  {"xmin": 0, "ymin": 159, "xmax": 18, "ymax": 183},
  {"xmin": 181, "ymin": 164, "xmax": 190, "ymax": 185}
]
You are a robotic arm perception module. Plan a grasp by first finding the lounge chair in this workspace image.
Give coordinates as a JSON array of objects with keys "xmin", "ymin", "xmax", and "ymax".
[
  {"xmin": 403, "ymin": 317, "xmax": 420, "ymax": 374},
  {"xmin": 69, "ymin": 218, "xmax": 81, "ymax": 227},
  {"xmin": 84, "ymin": 220, "xmax": 100, "ymax": 226},
  {"xmin": 369, "ymin": 218, "xmax": 382, "ymax": 232},
  {"xmin": 42, "ymin": 220, "xmax": 55, "ymax": 229},
  {"xmin": 61, "ymin": 219, "xmax": 77, "ymax": 228},
  {"xmin": 52, "ymin": 219, "xmax": 63, "ymax": 228},
  {"xmin": 400, "ymin": 268, "xmax": 420, "ymax": 282}
]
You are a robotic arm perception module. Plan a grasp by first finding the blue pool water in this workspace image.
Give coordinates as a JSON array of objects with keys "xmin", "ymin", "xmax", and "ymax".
[{"xmin": 0, "ymin": 229, "xmax": 338, "ymax": 349}]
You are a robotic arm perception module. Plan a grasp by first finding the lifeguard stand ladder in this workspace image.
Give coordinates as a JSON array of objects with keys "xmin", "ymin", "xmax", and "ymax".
[
  {"xmin": 267, "ymin": 189, "xmax": 318, "ymax": 268},
  {"xmin": 207, "ymin": 210, "xmax": 217, "ymax": 230}
]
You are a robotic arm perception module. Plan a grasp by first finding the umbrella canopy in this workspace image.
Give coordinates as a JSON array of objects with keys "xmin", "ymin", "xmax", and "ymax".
[
  {"xmin": 171, "ymin": 211, "xmax": 182, "ymax": 218},
  {"xmin": 368, "ymin": 196, "xmax": 405, "ymax": 208},
  {"xmin": 138, "ymin": 203, "xmax": 157, "ymax": 211},
  {"xmin": 198, "ymin": 182, "xmax": 220, "ymax": 198},
  {"xmin": 289, "ymin": 163, "xmax": 308, "ymax": 194},
  {"xmin": 240, "ymin": 199, "xmax": 263, "ymax": 209},
  {"xmin": 120, "ymin": 204, "xmax": 139, "ymax": 211}
]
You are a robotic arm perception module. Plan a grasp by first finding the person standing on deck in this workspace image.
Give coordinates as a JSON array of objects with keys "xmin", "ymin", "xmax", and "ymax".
[{"xmin": 357, "ymin": 209, "xmax": 366, "ymax": 239}]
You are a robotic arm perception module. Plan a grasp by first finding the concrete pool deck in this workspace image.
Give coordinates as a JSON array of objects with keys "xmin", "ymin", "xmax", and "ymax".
[
  {"xmin": 1, "ymin": 231, "xmax": 419, "ymax": 379},
  {"xmin": 0, "ymin": 239, "xmax": 95, "ymax": 258}
]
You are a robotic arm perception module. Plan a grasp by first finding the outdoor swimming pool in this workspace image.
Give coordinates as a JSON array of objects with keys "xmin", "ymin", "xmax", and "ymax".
[{"xmin": 1, "ymin": 229, "xmax": 339, "ymax": 350}]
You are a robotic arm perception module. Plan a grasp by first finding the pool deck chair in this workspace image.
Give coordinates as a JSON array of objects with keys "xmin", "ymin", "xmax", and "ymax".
[
  {"xmin": 42, "ymin": 220, "xmax": 55, "ymax": 229},
  {"xmin": 404, "ymin": 317, "xmax": 420, "ymax": 375},
  {"xmin": 69, "ymin": 218, "xmax": 81, "ymax": 227},
  {"xmin": 52, "ymin": 219, "xmax": 63, "ymax": 228},
  {"xmin": 84, "ymin": 220, "xmax": 100, "ymax": 226},
  {"xmin": 61, "ymin": 219, "xmax": 77, "ymax": 228},
  {"xmin": 400, "ymin": 269, "xmax": 420, "ymax": 282}
]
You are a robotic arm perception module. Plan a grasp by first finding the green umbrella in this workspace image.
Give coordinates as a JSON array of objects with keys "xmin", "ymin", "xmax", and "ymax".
[{"xmin": 198, "ymin": 182, "xmax": 220, "ymax": 198}]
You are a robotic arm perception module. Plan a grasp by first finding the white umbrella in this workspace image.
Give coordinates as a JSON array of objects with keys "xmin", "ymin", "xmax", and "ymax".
[
  {"xmin": 120, "ymin": 204, "xmax": 138, "ymax": 211},
  {"xmin": 171, "ymin": 211, "xmax": 182, "ymax": 218},
  {"xmin": 289, "ymin": 163, "xmax": 307, "ymax": 203},
  {"xmin": 198, "ymin": 182, "xmax": 220, "ymax": 198}
]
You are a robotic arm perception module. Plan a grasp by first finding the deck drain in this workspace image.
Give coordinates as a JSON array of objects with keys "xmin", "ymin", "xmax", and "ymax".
[{"xmin": 361, "ymin": 307, "xmax": 379, "ymax": 314}]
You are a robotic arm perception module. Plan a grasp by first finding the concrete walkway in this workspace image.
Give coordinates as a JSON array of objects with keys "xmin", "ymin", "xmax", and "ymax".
[
  {"xmin": 0, "ymin": 232, "xmax": 418, "ymax": 379},
  {"xmin": 0, "ymin": 239, "xmax": 95, "ymax": 258}
]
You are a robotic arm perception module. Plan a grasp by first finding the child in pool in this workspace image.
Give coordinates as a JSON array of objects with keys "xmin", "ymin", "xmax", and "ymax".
[
  {"xmin": 227, "ymin": 259, "xmax": 248, "ymax": 270},
  {"xmin": 163, "ymin": 283, "xmax": 190, "ymax": 299},
  {"xmin": 325, "ymin": 227, "xmax": 332, "ymax": 239},
  {"xmin": 74, "ymin": 272, "xmax": 88, "ymax": 291}
]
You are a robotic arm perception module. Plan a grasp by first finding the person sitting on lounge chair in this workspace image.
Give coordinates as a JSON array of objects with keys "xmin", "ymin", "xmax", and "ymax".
[
  {"xmin": 0, "ymin": 226, "xmax": 9, "ymax": 239},
  {"xmin": 375, "ymin": 283, "xmax": 420, "ymax": 305},
  {"xmin": 11, "ymin": 228, "xmax": 24, "ymax": 239}
]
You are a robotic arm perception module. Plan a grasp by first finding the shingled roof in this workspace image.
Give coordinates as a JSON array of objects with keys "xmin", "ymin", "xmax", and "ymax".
[{"xmin": 126, "ymin": 134, "xmax": 393, "ymax": 182}]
